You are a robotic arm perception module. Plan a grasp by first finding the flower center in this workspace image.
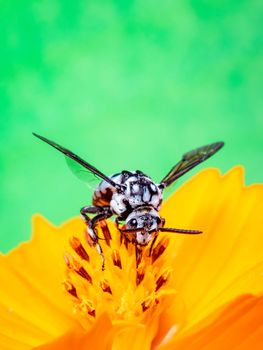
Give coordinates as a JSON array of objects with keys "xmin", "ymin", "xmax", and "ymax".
[{"xmin": 63, "ymin": 220, "xmax": 174, "ymax": 326}]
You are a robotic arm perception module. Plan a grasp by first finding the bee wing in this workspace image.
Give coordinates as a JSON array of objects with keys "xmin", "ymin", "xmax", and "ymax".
[
  {"xmin": 160, "ymin": 142, "xmax": 224, "ymax": 188},
  {"xmin": 65, "ymin": 157, "xmax": 101, "ymax": 188},
  {"xmin": 33, "ymin": 133, "xmax": 119, "ymax": 189}
]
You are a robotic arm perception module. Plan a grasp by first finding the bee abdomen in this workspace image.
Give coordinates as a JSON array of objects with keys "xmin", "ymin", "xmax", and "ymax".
[{"xmin": 92, "ymin": 173, "xmax": 121, "ymax": 207}]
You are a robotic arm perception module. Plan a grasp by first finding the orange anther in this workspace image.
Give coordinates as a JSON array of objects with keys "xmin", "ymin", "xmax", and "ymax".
[
  {"xmin": 155, "ymin": 270, "xmax": 171, "ymax": 291},
  {"xmin": 112, "ymin": 249, "xmax": 122, "ymax": 269},
  {"xmin": 136, "ymin": 266, "xmax": 145, "ymax": 286},
  {"xmin": 100, "ymin": 279, "xmax": 112, "ymax": 294},
  {"xmin": 152, "ymin": 237, "xmax": 169, "ymax": 263},
  {"xmin": 100, "ymin": 220, "xmax": 112, "ymax": 246},
  {"xmin": 71, "ymin": 258, "xmax": 92, "ymax": 284},
  {"xmin": 69, "ymin": 236, "xmax": 90, "ymax": 261},
  {"xmin": 76, "ymin": 266, "xmax": 92, "ymax": 284},
  {"xmin": 136, "ymin": 246, "xmax": 143, "ymax": 267},
  {"xmin": 63, "ymin": 280, "xmax": 78, "ymax": 298},
  {"xmin": 84, "ymin": 230, "xmax": 94, "ymax": 247},
  {"xmin": 64, "ymin": 253, "xmax": 74, "ymax": 269},
  {"xmin": 141, "ymin": 297, "xmax": 153, "ymax": 312},
  {"xmin": 81, "ymin": 300, "xmax": 96, "ymax": 318}
]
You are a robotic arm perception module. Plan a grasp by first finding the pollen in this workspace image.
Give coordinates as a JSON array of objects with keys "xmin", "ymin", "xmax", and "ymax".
[{"xmin": 64, "ymin": 220, "xmax": 175, "ymax": 326}]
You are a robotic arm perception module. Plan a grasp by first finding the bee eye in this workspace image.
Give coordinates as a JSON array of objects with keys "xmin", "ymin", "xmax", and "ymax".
[{"xmin": 130, "ymin": 218, "xmax": 137, "ymax": 227}]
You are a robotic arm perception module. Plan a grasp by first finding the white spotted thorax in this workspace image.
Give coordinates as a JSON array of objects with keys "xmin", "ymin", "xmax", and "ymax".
[
  {"xmin": 93, "ymin": 170, "xmax": 163, "ymax": 245},
  {"xmin": 111, "ymin": 172, "xmax": 162, "ymax": 214}
]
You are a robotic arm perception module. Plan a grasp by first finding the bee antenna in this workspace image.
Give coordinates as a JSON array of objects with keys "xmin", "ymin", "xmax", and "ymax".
[{"xmin": 159, "ymin": 227, "xmax": 202, "ymax": 234}]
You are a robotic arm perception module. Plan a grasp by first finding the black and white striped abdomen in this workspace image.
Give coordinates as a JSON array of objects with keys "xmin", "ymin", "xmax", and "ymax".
[{"xmin": 92, "ymin": 173, "xmax": 121, "ymax": 207}]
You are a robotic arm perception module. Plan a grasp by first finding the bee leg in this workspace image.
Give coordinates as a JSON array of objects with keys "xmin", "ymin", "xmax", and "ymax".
[
  {"xmin": 80, "ymin": 205, "xmax": 105, "ymax": 224},
  {"xmin": 84, "ymin": 207, "xmax": 113, "ymax": 270},
  {"xmin": 115, "ymin": 217, "xmax": 122, "ymax": 230}
]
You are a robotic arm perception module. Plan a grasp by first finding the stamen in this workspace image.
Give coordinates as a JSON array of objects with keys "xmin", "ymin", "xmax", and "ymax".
[
  {"xmin": 112, "ymin": 249, "xmax": 122, "ymax": 269},
  {"xmin": 155, "ymin": 269, "xmax": 171, "ymax": 291},
  {"xmin": 69, "ymin": 236, "xmax": 90, "ymax": 261},
  {"xmin": 65, "ymin": 254, "xmax": 92, "ymax": 284},
  {"xmin": 152, "ymin": 237, "xmax": 169, "ymax": 263},
  {"xmin": 100, "ymin": 220, "xmax": 112, "ymax": 246},
  {"xmin": 65, "ymin": 221, "xmax": 173, "ymax": 321},
  {"xmin": 80, "ymin": 299, "xmax": 96, "ymax": 318},
  {"xmin": 74, "ymin": 264, "xmax": 92, "ymax": 284},
  {"xmin": 100, "ymin": 279, "xmax": 112, "ymax": 294},
  {"xmin": 84, "ymin": 230, "xmax": 94, "ymax": 247},
  {"xmin": 136, "ymin": 266, "xmax": 145, "ymax": 285},
  {"xmin": 63, "ymin": 280, "xmax": 78, "ymax": 298},
  {"xmin": 123, "ymin": 234, "xmax": 129, "ymax": 249},
  {"xmin": 136, "ymin": 246, "xmax": 143, "ymax": 267},
  {"xmin": 141, "ymin": 296, "xmax": 154, "ymax": 312},
  {"xmin": 64, "ymin": 253, "xmax": 71, "ymax": 268}
]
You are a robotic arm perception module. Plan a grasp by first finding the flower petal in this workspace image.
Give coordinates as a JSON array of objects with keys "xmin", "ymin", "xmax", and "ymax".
[
  {"xmin": 0, "ymin": 215, "xmax": 85, "ymax": 349},
  {"xmin": 151, "ymin": 293, "xmax": 186, "ymax": 349},
  {"xmin": 159, "ymin": 293, "xmax": 263, "ymax": 350},
  {"xmin": 33, "ymin": 314, "xmax": 128, "ymax": 350},
  {"xmin": 161, "ymin": 167, "xmax": 263, "ymax": 327},
  {"xmin": 2, "ymin": 167, "xmax": 263, "ymax": 349}
]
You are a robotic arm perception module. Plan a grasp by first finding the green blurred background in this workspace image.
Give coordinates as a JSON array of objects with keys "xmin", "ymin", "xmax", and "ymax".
[{"xmin": 0, "ymin": 0, "xmax": 262, "ymax": 253}]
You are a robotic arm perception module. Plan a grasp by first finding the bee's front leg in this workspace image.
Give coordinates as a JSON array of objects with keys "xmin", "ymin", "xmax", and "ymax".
[
  {"xmin": 80, "ymin": 205, "xmax": 104, "ymax": 224},
  {"xmin": 80, "ymin": 206, "xmax": 113, "ymax": 270}
]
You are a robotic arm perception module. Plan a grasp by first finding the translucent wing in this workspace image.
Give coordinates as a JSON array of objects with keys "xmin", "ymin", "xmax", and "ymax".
[
  {"xmin": 160, "ymin": 142, "xmax": 224, "ymax": 188},
  {"xmin": 33, "ymin": 133, "xmax": 120, "ymax": 189},
  {"xmin": 65, "ymin": 157, "xmax": 101, "ymax": 188}
]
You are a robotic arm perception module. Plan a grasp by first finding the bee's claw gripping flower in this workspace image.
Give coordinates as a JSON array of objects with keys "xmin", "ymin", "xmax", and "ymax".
[{"xmin": 1, "ymin": 167, "xmax": 263, "ymax": 350}]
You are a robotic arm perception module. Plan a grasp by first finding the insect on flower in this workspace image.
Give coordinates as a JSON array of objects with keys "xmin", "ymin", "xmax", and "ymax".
[{"xmin": 33, "ymin": 133, "xmax": 224, "ymax": 269}]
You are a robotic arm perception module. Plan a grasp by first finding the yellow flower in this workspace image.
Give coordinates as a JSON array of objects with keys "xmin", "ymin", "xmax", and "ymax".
[{"xmin": 1, "ymin": 167, "xmax": 263, "ymax": 350}]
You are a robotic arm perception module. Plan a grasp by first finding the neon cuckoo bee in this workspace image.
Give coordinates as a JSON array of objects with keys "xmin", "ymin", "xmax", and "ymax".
[{"xmin": 33, "ymin": 133, "xmax": 224, "ymax": 269}]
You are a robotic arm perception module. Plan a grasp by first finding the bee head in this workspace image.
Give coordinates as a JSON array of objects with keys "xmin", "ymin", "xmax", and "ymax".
[{"xmin": 125, "ymin": 207, "xmax": 162, "ymax": 245}]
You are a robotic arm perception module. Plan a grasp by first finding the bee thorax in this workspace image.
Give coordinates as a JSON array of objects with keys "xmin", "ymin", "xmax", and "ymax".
[{"xmin": 108, "ymin": 171, "xmax": 163, "ymax": 217}]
